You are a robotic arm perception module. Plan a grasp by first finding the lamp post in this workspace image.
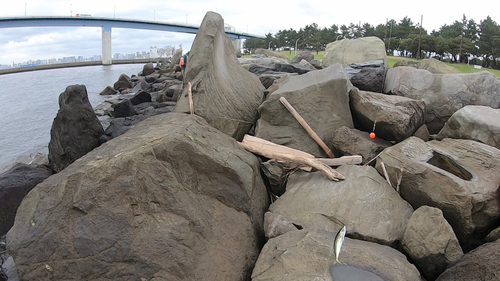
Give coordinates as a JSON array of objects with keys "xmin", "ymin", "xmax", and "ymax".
[
  {"xmin": 294, "ymin": 39, "xmax": 299, "ymax": 56},
  {"xmin": 268, "ymin": 41, "xmax": 272, "ymax": 50}
]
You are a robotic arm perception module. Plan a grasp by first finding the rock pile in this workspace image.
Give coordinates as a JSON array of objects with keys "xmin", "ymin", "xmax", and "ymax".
[{"xmin": 2, "ymin": 10, "xmax": 500, "ymax": 281}]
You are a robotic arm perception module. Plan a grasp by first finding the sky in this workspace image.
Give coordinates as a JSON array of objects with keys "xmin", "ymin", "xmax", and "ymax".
[{"xmin": 1, "ymin": 0, "xmax": 499, "ymax": 65}]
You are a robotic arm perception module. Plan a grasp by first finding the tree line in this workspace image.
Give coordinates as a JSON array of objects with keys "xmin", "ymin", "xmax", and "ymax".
[{"xmin": 244, "ymin": 15, "xmax": 500, "ymax": 69}]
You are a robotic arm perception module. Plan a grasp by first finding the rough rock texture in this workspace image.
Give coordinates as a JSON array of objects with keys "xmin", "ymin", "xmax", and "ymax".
[
  {"xmin": 401, "ymin": 206, "xmax": 463, "ymax": 280},
  {"xmin": 344, "ymin": 60, "xmax": 386, "ymax": 93},
  {"xmin": 248, "ymin": 63, "xmax": 309, "ymax": 76},
  {"xmin": 436, "ymin": 105, "xmax": 500, "ymax": 150},
  {"xmin": 174, "ymin": 12, "xmax": 265, "ymax": 140},
  {"xmin": 413, "ymin": 124, "xmax": 430, "ymax": 141},
  {"xmin": 254, "ymin": 48, "xmax": 290, "ymax": 61},
  {"xmin": 252, "ymin": 229, "xmax": 422, "ymax": 281},
  {"xmin": 375, "ymin": 137, "xmax": 500, "ymax": 246},
  {"xmin": 7, "ymin": 113, "xmax": 269, "ymax": 280},
  {"xmin": 394, "ymin": 58, "xmax": 461, "ymax": 74},
  {"xmin": 384, "ymin": 67, "xmax": 500, "ymax": 133},
  {"xmin": 331, "ymin": 126, "xmax": 392, "ymax": 165},
  {"xmin": 48, "ymin": 85, "xmax": 104, "ymax": 172},
  {"xmin": 291, "ymin": 50, "xmax": 314, "ymax": 64},
  {"xmin": 0, "ymin": 163, "xmax": 52, "ymax": 235},
  {"xmin": 436, "ymin": 239, "xmax": 500, "ymax": 281},
  {"xmin": 260, "ymin": 159, "xmax": 287, "ymax": 196},
  {"xmin": 130, "ymin": 90, "xmax": 152, "ymax": 105},
  {"xmin": 113, "ymin": 73, "xmax": 133, "ymax": 91},
  {"xmin": 263, "ymin": 212, "xmax": 299, "ymax": 240},
  {"xmin": 268, "ymin": 165, "xmax": 413, "ymax": 246},
  {"xmin": 112, "ymin": 99, "xmax": 137, "ymax": 118},
  {"xmin": 255, "ymin": 64, "xmax": 354, "ymax": 157},
  {"xmin": 485, "ymin": 226, "xmax": 500, "ymax": 242},
  {"xmin": 323, "ymin": 37, "xmax": 388, "ymax": 68},
  {"xmin": 140, "ymin": 62, "xmax": 155, "ymax": 76},
  {"xmin": 350, "ymin": 90, "xmax": 426, "ymax": 142},
  {"xmin": 99, "ymin": 86, "xmax": 118, "ymax": 95}
]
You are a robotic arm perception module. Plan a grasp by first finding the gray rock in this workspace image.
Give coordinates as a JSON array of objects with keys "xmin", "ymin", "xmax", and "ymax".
[
  {"xmin": 252, "ymin": 229, "xmax": 422, "ymax": 281},
  {"xmin": 485, "ymin": 226, "xmax": 500, "ymax": 242},
  {"xmin": 113, "ymin": 73, "xmax": 133, "ymax": 91},
  {"xmin": 131, "ymin": 78, "xmax": 150, "ymax": 94},
  {"xmin": 130, "ymin": 90, "xmax": 152, "ymax": 105},
  {"xmin": 350, "ymin": 90, "xmax": 426, "ymax": 142},
  {"xmin": 268, "ymin": 165, "xmax": 413, "ymax": 246},
  {"xmin": 436, "ymin": 239, "xmax": 500, "ymax": 281},
  {"xmin": 141, "ymin": 62, "xmax": 155, "ymax": 76},
  {"xmin": 99, "ymin": 85, "xmax": 118, "ymax": 95},
  {"xmin": 331, "ymin": 126, "xmax": 392, "ymax": 165},
  {"xmin": 255, "ymin": 64, "xmax": 354, "ymax": 157},
  {"xmin": 436, "ymin": 105, "xmax": 500, "ymax": 150},
  {"xmin": 384, "ymin": 67, "xmax": 500, "ymax": 134},
  {"xmin": 260, "ymin": 159, "xmax": 287, "ymax": 196},
  {"xmin": 291, "ymin": 50, "xmax": 314, "ymax": 64},
  {"xmin": 323, "ymin": 37, "xmax": 388, "ymax": 68},
  {"xmin": 0, "ymin": 163, "xmax": 52, "ymax": 235},
  {"xmin": 254, "ymin": 48, "xmax": 290, "ymax": 61},
  {"xmin": 401, "ymin": 206, "xmax": 463, "ymax": 280},
  {"xmin": 174, "ymin": 12, "xmax": 265, "ymax": 140},
  {"xmin": 7, "ymin": 113, "xmax": 269, "ymax": 280},
  {"xmin": 48, "ymin": 85, "xmax": 104, "ymax": 172},
  {"xmin": 394, "ymin": 58, "xmax": 461, "ymax": 74},
  {"xmin": 263, "ymin": 212, "xmax": 300, "ymax": 239},
  {"xmin": 112, "ymin": 99, "xmax": 137, "ymax": 118},
  {"xmin": 413, "ymin": 124, "xmax": 430, "ymax": 141},
  {"xmin": 345, "ymin": 60, "xmax": 387, "ymax": 93},
  {"xmin": 375, "ymin": 137, "xmax": 500, "ymax": 246}
]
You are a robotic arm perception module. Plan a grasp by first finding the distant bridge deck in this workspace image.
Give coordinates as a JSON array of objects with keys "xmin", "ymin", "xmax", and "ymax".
[
  {"xmin": 0, "ymin": 16, "xmax": 262, "ymax": 39},
  {"xmin": 0, "ymin": 16, "xmax": 263, "ymax": 65}
]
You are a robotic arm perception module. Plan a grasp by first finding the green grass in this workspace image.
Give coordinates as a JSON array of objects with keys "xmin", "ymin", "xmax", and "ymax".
[{"xmin": 243, "ymin": 51, "xmax": 500, "ymax": 77}]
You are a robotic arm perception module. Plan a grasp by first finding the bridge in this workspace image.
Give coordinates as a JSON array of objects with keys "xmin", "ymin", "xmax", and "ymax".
[{"xmin": 0, "ymin": 16, "xmax": 262, "ymax": 65}]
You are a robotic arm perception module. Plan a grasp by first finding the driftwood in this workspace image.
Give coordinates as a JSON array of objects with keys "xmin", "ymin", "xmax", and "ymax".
[
  {"xmin": 279, "ymin": 97, "xmax": 335, "ymax": 158},
  {"xmin": 239, "ymin": 135, "xmax": 345, "ymax": 181},
  {"xmin": 187, "ymin": 82, "xmax": 194, "ymax": 115}
]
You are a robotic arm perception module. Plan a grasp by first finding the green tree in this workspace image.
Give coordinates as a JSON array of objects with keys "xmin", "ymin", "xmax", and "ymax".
[{"xmin": 478, "ymin": 16, "xmax": 500, "ymax": 68}]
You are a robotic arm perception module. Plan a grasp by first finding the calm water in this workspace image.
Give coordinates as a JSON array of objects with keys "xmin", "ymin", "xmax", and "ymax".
[{"xmin": 0, "ymin": 64, "xmax": 145, "ymax": 169}]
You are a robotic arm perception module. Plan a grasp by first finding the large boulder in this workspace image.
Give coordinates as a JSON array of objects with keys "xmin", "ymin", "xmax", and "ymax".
[
  {"xmin": 394, "ymin": 58, "xmax": 461, "ymax": 74},
  {"xmin": 436, "ymin": 105, "xmax": 500, "ymax": 150},
  {"xmin": 267, "ymin": 165, "xmax": 414, "ymax": 246},
  {"xmin": 291, "ymin": 50, "xmax": 314, "ymax": 64},
  {"xmin": 252, "ymin": 229, "xmax": 422, "ymax": 281},
  {"xmin": 401, "ymin": 206, "xmax": 463, "ymax": 280},
  {"xmin": 255, "ymin": 64, "xmax": 354, "ymax": 157},
  {"xmin": 7, "ymin": 113, "xmax": 269, "ymax": 280},
  {"xmin": 254, "ymin": 48, "xmax": 290, "ymax": 61},
  {"xmin": 140, "ymin": 62, "xmax": 156, "ymax": 76},
  {"xmin": 48, "ymin": 85, "xmax": 104, "ymax": 172},
  {"xmin": 113, "ymin": 73, "xmax": 133, "ymax": 91},
  {"xmin": 331, "ymin": 126, "xmax": 392, "ymax": 165},
  {"xmin": 436, "ymin": 239, "xmax": 500, "ymax": 281},
  {"xmin": 0, "ymin": 163, "xmax": 52, "ymax": 235},
  {"xmin": 349, "ymin": 90, "xmax": 426, "ymax": 142},
  {"xmin": 323, "ymin": 37, "xmax": 388, "ymax": 68},
  {"xmin": 375, "ymin": 137, "xmax": 500, "ymax": 246},
  {"xmin": 174, "ymin": 12, "xmax": 265, "ymax": 140},
  {"xmin": 344, "ymin": 60, "xmax": 387, "ymax": 93},
  {"xmin": 384, "ymin": 67, "xmax": 500, "ymax": 133}
]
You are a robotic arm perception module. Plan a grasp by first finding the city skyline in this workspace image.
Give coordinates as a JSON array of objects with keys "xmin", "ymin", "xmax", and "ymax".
[{"xmin": 0, "ymin": 45, "xmax": 177, "ymax": 69}]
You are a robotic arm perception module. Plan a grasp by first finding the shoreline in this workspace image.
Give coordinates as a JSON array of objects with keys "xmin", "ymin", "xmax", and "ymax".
[{"xmin": 0, "ymin": 58, "xmax": 163, "ymax": 75}]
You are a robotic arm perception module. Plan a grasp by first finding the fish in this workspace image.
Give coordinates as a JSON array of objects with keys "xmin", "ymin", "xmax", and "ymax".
[{"xmin": 333, "ymin": 225, "xmax": 346, "ymax": 264}]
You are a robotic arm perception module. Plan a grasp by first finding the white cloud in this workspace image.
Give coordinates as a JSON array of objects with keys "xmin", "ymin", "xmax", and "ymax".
[{"xmin": 1, "ymin": 0, "xmax": 499, "ymax": 65}]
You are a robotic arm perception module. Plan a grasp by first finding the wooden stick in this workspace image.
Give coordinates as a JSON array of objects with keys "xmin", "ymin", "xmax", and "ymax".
[
  {"xmin": 380, "ymin": 161, "xmax": 392, "ymax": 187},
  {"xmin": 239, "ymin": 137, "xmax": 345, "ymax": 181},
  {"xmin": 241, "ymin": 134, "xmax": 315, "ymax": 159},
  {"xmin": 317, "ymin": 156, "xmax": 362, "ymax": 166},
  {"xmin": 279, "ymin": 97, "xmax": 335, "ymax": 158},
  {"xmin": 187, "ymin": 82, "xmax": 194, "ymax": 115}
]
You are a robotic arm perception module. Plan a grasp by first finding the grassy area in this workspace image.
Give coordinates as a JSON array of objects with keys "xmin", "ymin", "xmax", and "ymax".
[{"xmin": 243, "ymin": 50, "xmax": 500, "ymax": 77}]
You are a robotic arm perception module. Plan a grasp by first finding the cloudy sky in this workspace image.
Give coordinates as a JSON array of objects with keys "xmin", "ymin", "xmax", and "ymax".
[{"xmin": 1, "ymin": 0, "xmax": 498, "ymax": 65}]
